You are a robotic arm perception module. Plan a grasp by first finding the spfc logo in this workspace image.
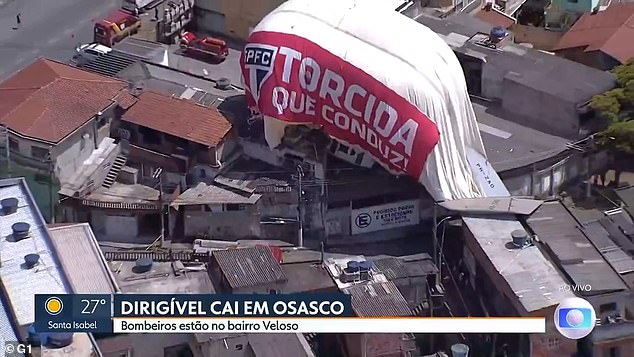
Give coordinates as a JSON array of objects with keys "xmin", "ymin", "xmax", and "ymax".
[{"xmin": 242, "ymin": 44, "xmax": 278, "ymax": 103}]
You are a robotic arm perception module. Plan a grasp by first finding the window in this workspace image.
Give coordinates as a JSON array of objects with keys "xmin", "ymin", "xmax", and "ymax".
[
  {"xmin": 103, "ymin": 350, "xmax": 132, "ymax": 357},
  {"xmin": 31, "ymin": 146, "xmax": 49, "ymax": 160},
  {"xmin": 164, "ymin": 344, "xmax": 193, "ymax": 357},
  {"xmin": 235, "ymin": 344, "xmax": 244, "ymax": 351},
  {"xmin": 547, "ymin": 337, "xmax": 560, "ymax": 349},
  {"xmin": 608, "ymin": 347, "xmax": 620, "ymax": 357},
  {"xmin": 600, "ymin": 302, "xmax": 617, "ymax": 313},
  {"xmin": 97, "ymin": 116, "xmax": 108, "ymax": 129},
  {"xmin": 225, "ymin": 204, "xmax": 246, "ymax": 211},
  {"xmin": 9, "ymin": 138, "xmax": 19, "ymax": 151}
]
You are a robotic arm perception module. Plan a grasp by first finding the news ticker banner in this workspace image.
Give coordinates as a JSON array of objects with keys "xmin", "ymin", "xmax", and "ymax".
[{"xmin": 35, "ymin": 294, "xmax": 545, "ymax": 334}]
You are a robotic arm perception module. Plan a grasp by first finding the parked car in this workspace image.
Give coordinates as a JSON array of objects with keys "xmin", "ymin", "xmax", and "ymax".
[{"xmin": 71, "ymin": 43, "xmax": 112, "ymax": 66}]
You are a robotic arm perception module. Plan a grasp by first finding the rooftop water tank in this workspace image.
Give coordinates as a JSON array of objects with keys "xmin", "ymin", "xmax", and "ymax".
[
  {"xmin": 511, "ymin": 229, "xmax": 528, "ymax": 248},
  {"xmin": 216, "ymin": 78, "xmax": 231, "ymax": 90},
  {"xmin": 489, "ymin": 26, "xmax": 506, "ymax": 44},
  {"xmin": 358, "ymin": 261, "xmax": 373, "ymax": 280},
  {"xmin": 451, "ymin": 343, "xmax": 470, "ymax": 357},
  {"xmin": 12, "ymin": 222, "xmax": 30, "ymax": 240},
  {"xmin": 1, "ymin": 197, "xmax": 18, "ymax": 215},
  {"xmin": 24, "ymin": 254, "xmax": 40, "ymax": 269},
  {"xmin": 346, "ymin": 261, "xmax": 360, "ymax": 273},
  {"xmin": 46, "ymin": 332, "xmax": 74, "ymax": 348},
  {"xmin": 134, "ymin": 257, "xmax": 153, "ymax": 273}
]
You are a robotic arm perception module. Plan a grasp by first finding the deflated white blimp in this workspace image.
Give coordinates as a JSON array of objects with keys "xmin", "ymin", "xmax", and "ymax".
[{"xmin": 239, "ymin": 0, "xmax": 502, "ymax": 201}]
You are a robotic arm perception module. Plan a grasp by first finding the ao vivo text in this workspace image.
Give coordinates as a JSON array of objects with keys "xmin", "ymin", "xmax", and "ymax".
[{"xmin": 559, "ymin": 284, "xmax": 592, "ymax": 292}]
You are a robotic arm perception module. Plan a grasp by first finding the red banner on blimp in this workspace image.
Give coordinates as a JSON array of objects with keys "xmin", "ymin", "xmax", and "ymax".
[{"xmin": 240, "ymin": 31, "xmax": 439, "ymax": 177}]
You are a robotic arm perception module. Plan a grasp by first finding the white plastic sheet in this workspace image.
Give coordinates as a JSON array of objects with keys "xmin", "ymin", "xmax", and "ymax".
[{"xmin": 240, "ymin": 0, "xmax": 497, "ymax": 201}]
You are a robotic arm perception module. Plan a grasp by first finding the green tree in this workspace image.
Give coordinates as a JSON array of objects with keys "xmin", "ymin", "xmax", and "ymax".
[{"xmin": 590, "ymin": 59, "xmax": 634, "ymax": 186}]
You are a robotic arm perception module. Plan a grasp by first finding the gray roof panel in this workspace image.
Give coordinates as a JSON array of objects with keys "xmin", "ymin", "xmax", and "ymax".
[
  {"xmin": 212, "ymin": 247, "xmax": 288, "ymax": 289},
  {"xmin": 527, "ymin": 202, "xmax": 628, "ymax": 293},
  {"xmin": 344, "ymin": 281, "xmax": 412, "ymax": 317}
]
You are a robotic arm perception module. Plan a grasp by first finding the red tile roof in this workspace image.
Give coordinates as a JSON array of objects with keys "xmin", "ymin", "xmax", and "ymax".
[
  {"xmin": 122, "ymin": 91, "xmax": 232, "ymax": 147},
  {"xmin": 0, "ymin": 58, "xmax": 129, "ymax": 143},
  {"xmin": 553, "ymin": 4, "xmax": 634, "ymax": 63},
  {"xmin": 475, "ymin": 8, "xmax": 516, "ymax": 29}
]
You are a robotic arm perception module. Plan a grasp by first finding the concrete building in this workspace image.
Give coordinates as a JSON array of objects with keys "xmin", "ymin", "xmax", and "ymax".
[
  {"xmin": 0, "ymin": 58, "xmax": 135, "ymax": 221},
  {"xmin": 0, "ymin": 177, "xmax": 100, "ymax": 356},
  {"xmin": 527, "ymin": 202, "xmax": 634, "ymax": 356},
  {"xmin": 589, "ymin": 321, "xmax": 634, "ymax": 357},
  {"xmin": 616, "ymin": 185, "xmax": 634, "ymax": 223},
  {"xmin": 581, "ymin": 208, "xmax": 634, "ymax": 290},
  {"xmin": 447, "ymin": 198, "xmax": 634, "ymax": 356},
  {"xmin": 47, "ymin": 226, "xmax": 316, "ymax": 357},
  {"xmin": 170, "ymin": 157, "xmax": 297, "ymax": 241},
  {"xmin": 192, "ymin": 333, "xmax": 316, "ymax": 357},
  {"xmin": 324, "ymin": 256, "xmax": 418, "ymax": 357},
  {"xmin": 407, "ymin": 12, "xmax": 616, "ymax": 139},
  {"xmin": 455, "ymin": 208, "xmax": 576, "ymax": 356},
  {"xmin": 99, "ymin": 249, "xmax": 215, "ymax": 356},
  {"xmin": 114, "ymin": 90, "xmax": 236, "ymax": 184},
  {"xmin": 59, "ymin": 86, "xmax": 237, "ymax": 243},
  {"xmin": 171, "ymin": 181, "xmax": 263, "ymax": 239},
  {"xmin": 552, "ymin": 4, "xmax": 634, "ymax": 70}
]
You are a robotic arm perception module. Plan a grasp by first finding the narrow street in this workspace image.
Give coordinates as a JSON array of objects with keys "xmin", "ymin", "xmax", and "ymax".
[{"xmin": 0, "ymin": 0, "xmax": 120, "ymax": 81}]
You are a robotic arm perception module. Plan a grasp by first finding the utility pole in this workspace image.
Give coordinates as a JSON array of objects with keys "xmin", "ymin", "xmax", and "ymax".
[
  {"xmin": 154, "ymin": 168, "xmax": 165, "ymax": 248},
  {"xmin": 296, "ymin": 165, "xmax": 305, "ymax": 247},
  {"xmin": 432, "ymin": 203, "xmax": 438, "ymax": 273},
  {"xmin": 47, "ymin": 152, "xmax": 55, "ymax": 223},
  {"xmin": 1, "ymin": 125, "xmax": 9, "ymax": 177},
  {"xmin": 585, "ymin": 135, "xmax": 595, "ymax": 199}
]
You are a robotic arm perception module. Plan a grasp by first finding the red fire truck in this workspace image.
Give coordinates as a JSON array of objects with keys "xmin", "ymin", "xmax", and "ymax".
[
  {"xmin": 94, "ymin": 10, "xmax": 142, "ymax": 47},
  {"xmin": 179, "ymin": 32, "xmax": 229, "ymax": 61}
]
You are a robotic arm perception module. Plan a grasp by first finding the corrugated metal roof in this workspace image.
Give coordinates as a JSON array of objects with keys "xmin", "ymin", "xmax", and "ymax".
[
  {"xmin": 212, "ymin": 247, "xmax": 287, "ymax": 289},
  {"xmin": 527, "ymin": 201, "xmax": 627, "ymax": 293},
  {"xmin": 615, "ymin": 186, "xmax": 634, "ymax": 220},
  {"xmin": 582, "ymin": 221, "xmax": 634, "ymax": 274},
  {"xmin": 344, "ymin": 281, "xmax": 412, "ymax": 317},
  {"xmin": 439, "ymin": 197, "xmax": 543, "ymax": 215},
  {"xmin": 171, "ymin": 183, "xmax": 261, "ymax": 206},
  {"xmin": 47, "ymin": 223, "xmax": 119, "ymax": 294},
  {"xmin": 247, "ymin": 333, "xmax": 314, "ymax": 357},
  {"xmin": 0, "ymin": 178, "xmax": 71, "ymax": 326},
  {"xmin": 81, "ymin": 52, "xmax": 137, "ymax": 77},
  {"xmin": 462, "ymin": 214, "xmax": 573, "ymax": 313},
  {"xmin": 372, "ymin": 257, "xmax": 407, "ymax": 280},
  {"xmin": 372, "ymin": 255, "xmax": 438, "ymax": 280}
]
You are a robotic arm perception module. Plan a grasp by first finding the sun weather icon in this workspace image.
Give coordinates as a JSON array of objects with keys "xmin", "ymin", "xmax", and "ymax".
[{"xmin": 45, "ymin": 297, "xmax": 63, "ymax": 316}]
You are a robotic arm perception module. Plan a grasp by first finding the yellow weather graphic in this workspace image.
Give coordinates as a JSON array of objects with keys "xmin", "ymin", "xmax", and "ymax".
[{"xmin": 45, "ymin": 297, "xmax": 63, "ymax": 315}]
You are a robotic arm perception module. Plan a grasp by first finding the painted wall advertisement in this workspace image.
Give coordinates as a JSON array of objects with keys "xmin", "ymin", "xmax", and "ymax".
[{"xmin": 351, "ymin": 199, "xmax": 420, "ymax": 235}]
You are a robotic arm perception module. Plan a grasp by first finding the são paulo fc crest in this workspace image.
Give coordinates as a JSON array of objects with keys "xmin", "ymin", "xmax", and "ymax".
[{"xmin": 242, "ymin": 44, "xmax": 278, "ymax": 103}]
